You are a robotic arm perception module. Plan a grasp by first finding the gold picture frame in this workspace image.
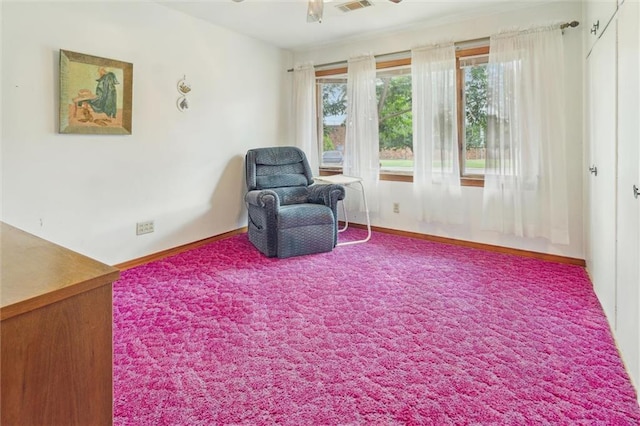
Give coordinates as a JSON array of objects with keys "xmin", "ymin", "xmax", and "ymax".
[{"xmin": 59, "ymin": 50, "xmax": 133, "ymax": 134}]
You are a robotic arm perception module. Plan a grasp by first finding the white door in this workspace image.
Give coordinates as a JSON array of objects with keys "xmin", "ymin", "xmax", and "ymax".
[
  {"xmin": 616, "ymin": 0, "xmax": 640, "ymax": 390},
  {"xmin": 587, "ymin": 22, "xmax": 618, "ymax": 327}
]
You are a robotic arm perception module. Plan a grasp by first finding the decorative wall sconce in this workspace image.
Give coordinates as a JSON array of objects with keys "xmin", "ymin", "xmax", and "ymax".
[{"xmin": 177, "ymin": 75, "xmax": 191, "ymax": 112}]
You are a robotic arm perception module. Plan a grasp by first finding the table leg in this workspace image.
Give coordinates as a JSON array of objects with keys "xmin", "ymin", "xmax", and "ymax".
[
  {"xmin": 338, "ymin": 200, "xmax": 348, "ymax": 233},
  {"xmin": 337, "ymin": 180, "xmax": 371, "ymax": 246}
]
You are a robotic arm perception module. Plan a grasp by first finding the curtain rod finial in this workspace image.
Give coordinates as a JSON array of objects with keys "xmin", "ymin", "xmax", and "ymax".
[{"xmin": 561, "ymin": 20, "xmax": 580, "ymax": 30}]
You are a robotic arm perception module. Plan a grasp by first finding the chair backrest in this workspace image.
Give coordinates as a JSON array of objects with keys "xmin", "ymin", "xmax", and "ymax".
[{"xmin": 245, "ymin": 146, "xmax": 314, "ymax": 191}]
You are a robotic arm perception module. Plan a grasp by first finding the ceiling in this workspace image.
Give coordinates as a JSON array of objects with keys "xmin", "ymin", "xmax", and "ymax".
[{"xmin": 158, "ymin": 0, "xmax": 563, "ymax": 50}]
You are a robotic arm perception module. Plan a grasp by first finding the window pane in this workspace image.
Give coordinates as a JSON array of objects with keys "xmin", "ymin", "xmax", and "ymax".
[
  {"xmin": 462, "ymin": 57, "xmax": 488, "ymax": 176},
  {"xmin": 377, "ymin": 66, "xmax": 413, "ymax": 172},
  {"xmin": 318, "ymin": 79, "xmax": 347, "ymax": 167}
]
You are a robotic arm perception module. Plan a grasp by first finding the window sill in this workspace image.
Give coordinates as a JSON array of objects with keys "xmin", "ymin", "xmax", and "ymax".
[
  {"xmin": 461, "ymin": 177, "xmax": 485, "ymax": 188},
  {"xmin": 318, "ymin": 168, "xmax": 343, "ymax": 175},
  {"xmin": 380, "ymin": 172, "xmax": 413, "ymax": 183}
]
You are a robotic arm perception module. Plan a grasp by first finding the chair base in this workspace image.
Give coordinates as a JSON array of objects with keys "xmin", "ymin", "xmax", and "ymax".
[
  {"xmin": 247, "ymin": 203, "xmax": 337, "ymax": 259},
  {"xmin": 277, "ymin": 223, "xmax": 335, "ymax": 258}
]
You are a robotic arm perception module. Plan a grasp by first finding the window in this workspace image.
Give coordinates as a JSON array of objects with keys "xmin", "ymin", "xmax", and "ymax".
[
  {"xmin": 317, "ymin": 73, "xmax": 347, "ymax": 168},
  {"xmin": 457, "ymin": 47, "xmax": 489, "ymax": 182},
  {"xmin": 316, "ymin": 60, "xmax": 413, "ymax": 173},
  {"xmin": 316, "ymin": 47, "xmax": 489, "ymax": 186},
  {"xmin": 376, "ymin": 65, "xmax": 412, "ymax": 174}
]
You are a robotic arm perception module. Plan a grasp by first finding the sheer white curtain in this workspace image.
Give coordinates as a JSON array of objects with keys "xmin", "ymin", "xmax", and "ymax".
[
  {"xmin": 411, "ymin": 43, "xmax": 461, "ymax": 224},
  {"xmin": 482, "ymin": 26, "xmax": 569, "ymax": 244},
  {"xmin": 344, "ymin": 54, "xmax": 379, "ymax": 212},
  {"xmin": 293, "ymin": 63, "xmax": 319, "ymax": 175}
]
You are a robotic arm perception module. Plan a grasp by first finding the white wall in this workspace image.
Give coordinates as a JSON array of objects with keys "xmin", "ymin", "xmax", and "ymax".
[
  {"xmin": 0, "ymin": 2, "xmax": 4, "ymax": 221},
  {"xmin": 293, "ymin": 1, "xmax": 584, "ymax": 259},
  {"xmin": 1, "ymin": 1, "xmax": 292, "ymax": 265}
]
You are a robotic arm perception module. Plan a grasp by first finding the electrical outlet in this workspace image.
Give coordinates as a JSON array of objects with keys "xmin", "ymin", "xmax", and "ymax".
[
  {"xmin": 393, "ymin": 203, "xmax": 400, "ymax": 214},
  {"xmin": 136, "ymin": 220, "xmax": 154, "ymax": 235}
]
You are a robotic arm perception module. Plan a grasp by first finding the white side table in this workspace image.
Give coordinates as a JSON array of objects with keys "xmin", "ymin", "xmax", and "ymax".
[{"xmin": 313, "ymin": 174, "xmax": 371, "ymax": 245}]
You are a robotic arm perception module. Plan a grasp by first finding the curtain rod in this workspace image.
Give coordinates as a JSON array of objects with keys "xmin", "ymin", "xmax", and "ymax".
[{"xmin": 286, "ymin": 20, "xmax": 579, "ymax": 73}]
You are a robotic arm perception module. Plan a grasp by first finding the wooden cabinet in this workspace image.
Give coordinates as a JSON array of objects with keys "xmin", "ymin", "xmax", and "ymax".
[{"xmin": 1, "ymin": 222, "xmax": 120, "ymax": 426}]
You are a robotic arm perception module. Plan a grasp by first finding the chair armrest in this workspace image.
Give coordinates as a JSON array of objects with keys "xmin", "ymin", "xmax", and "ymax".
[
  {"xmin": 245, "ymin": 189, "xmax": 280, "ymax": 210},
  {"xmin": 308, "ymin": 184, "xmax": 345, "ymax": 210}
]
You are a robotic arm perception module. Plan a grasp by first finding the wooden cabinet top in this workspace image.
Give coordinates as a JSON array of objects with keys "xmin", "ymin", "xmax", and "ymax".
[{"xmin": 1, "ymin": 222, "xmax": 120, "ymax": 320}]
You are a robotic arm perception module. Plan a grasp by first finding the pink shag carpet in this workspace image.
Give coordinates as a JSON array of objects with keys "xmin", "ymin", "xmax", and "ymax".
[{"xmin": 113, "ymin": 229, "xmax": 640, "ymax": 425}]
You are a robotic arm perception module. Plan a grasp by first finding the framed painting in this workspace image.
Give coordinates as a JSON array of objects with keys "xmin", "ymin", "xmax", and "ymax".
[{"xmin": 59, "ymin": 50, "xmax": 133, "ymax": 135}]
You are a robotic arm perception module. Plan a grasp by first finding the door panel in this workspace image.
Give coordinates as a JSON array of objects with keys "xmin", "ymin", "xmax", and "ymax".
[
  {"xmin": 615, "ymin": 0, "xmax": 640, "ymax": 389},
  {"xmin": 587, "ymin": 22, "xmax": 617, "ymax": 328}
]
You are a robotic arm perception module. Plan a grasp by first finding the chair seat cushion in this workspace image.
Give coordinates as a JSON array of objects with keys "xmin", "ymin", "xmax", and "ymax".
[{"xmin": 278, "ymin": 204, "xmax": 334, "ymax": 229}]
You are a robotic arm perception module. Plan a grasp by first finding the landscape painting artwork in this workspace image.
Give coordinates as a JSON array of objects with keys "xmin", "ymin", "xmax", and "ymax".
[{"xmin": 59, "ymin": 50, "xmax": 133, "ymax": 134}]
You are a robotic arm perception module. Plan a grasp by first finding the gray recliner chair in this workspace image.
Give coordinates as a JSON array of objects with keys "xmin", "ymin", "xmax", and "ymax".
[{"xmin": 244, "ymin": 146, "xmax": 345, "ymax": 258}]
